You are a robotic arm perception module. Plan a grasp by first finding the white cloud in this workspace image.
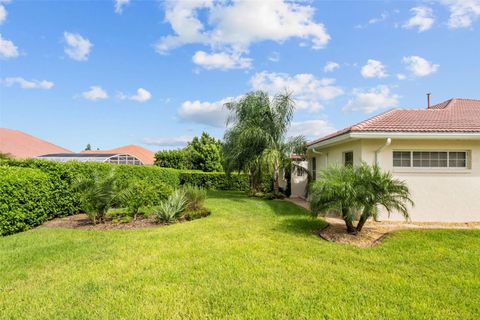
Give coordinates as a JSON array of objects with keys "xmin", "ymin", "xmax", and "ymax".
[
  {"xmin": 250, "ymin": 71, "xmax": 344, "ymax": 112},
  {"xmin": 3, "ymin": 77, "xmax": 54, "ymax": 89},
  {"xmin": 403, "ymin": 6, "xmax": 435, "ymax": 32},
  {"xmin": 396, "ymin": 73, "xmax": 407, "ymax": 80},
  {"xmin": 324, "ymin": 61, "xmax": 340, "ymax": 73},
  {"xmin": 0, "ymin": 4, "xmax": 7, "ymax": 24},
  {"xmin": 268, "ymin": 51, "xmax": 280, "ymax": 62},
  {"xmin": 178, "ymin": 96, "xmax": 233, "ymax": 128},
  {"xmin": 82, "ymin": 86, "xmax": 108, "ymax": 101},
  {"xmin": 361, "ymin": 59, "xmax": 388, "ymax": 78},
  {"xmin": 343, "ymin": 85, "xmax": 400, "ymax": 113},
  {"xmin": 143, "ymin": 136, "xmax": 193, "ymax": 147},
  {"xmin": 288, "ymin": 120, "xmax": 336, "ymax": 139},
  {"xmin": 156, "ymin": 0, "xmax": 330, "ymax": 67},
  {"xmin": 368, "ymin": 12, "xmax": 388, "ymax": 25},
  {"xmin": 63, "ymin": 32, "xmax": 93, "ymax": 61},
  {"xmin": 118, "ymin": 88, "xmax": 152, "ymax": 102},
  {"xmin": 0, "ymin": 33, "xmax": 18, "ymax": 58},
  {"xmin": 441, "ymin": 0, "xmax": 480, "ymax": 28},
  {"xmin": 403, "ymin": 55, "xmax": 439, "ymax": 77},
  {"xmin": 114, "ymin": 0, "xmax": 130, "ymax": 14},
  {"xmin": 192, "ymin": 51, "xmax": 252, "ymax": 70}
]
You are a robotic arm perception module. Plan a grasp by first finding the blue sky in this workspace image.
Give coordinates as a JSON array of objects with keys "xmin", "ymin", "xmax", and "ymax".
[{"xmin": 1, "ymin": 0, "xmax": 479, "ymax": 152}]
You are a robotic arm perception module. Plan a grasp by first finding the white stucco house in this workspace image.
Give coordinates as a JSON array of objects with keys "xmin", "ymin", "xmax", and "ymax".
[{"xmin": 304, "ymin": 98, "xmax": 480, "ymax": 222}]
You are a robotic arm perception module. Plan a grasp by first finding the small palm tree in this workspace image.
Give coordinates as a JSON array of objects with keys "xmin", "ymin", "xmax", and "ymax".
[
  {"xmin": 73, "ymin": 170, "xmax": 120, "ymax": 224},
  {"xmin": 309, "ymin": 164, "xmax": 413, "ymax": 234},
  {"xmin": 309, "ymin": 166, "xmax": 360, "ymax": 234},
  {"xmin": 354, "ymin": 164, "xmax": 414, "ymax": 232}
]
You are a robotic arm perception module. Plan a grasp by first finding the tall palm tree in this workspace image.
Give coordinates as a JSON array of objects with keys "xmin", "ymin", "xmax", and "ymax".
[
  {"xmin": 223, "ymin": 91, "xmax": 306, "ymax": 193},
  {"xmin": 309, "ymin": 164, "xmax": 413, "ymax": 234}
]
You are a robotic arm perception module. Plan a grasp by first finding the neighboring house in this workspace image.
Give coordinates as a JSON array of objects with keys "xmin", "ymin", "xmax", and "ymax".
[
  {"xmin": 0, "ymin": 128, "xmax": 72, "ymax": 158},
  {"xmin": 38, "ymin": 153, "xmax": 144, "ymax": 165},
  {"xmin": 305, "ymin": 98, "xmax": 480, "ymax": 222},
  {"xmin": 81, "ymin": 145, "xmax": 155, "ymax": 165}
]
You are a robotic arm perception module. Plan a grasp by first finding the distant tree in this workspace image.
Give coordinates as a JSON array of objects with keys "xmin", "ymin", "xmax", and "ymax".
[
  {"xmin": 154, "ymin": 149, "xmax": 191, "ymax": 169},
  {"xmin": 85, "ymin": 144, "xmax": 92, "ymax": 151},
  {"xmin": 186, "ymin": 132, "xmax": 223, "ymax": 172}
]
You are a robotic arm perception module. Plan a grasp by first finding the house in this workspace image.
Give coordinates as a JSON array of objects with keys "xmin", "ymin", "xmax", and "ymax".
[
  {"xmin": 80, "ymin": 145, "xmax": 155, "ymax": 165},
  {"xmin": 305, "ymin": 98, "xmax": 480, "ymax": 222},
  {"xmin": 38, "ymin": 153, "xmax": 144, "ymax": 165},
  {"xmin": 0, "ymin": 128, "xmax": 72, "ymax": 158}
]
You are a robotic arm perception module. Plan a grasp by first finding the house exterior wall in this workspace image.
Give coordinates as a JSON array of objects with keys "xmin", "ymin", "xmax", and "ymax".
[
  {"xmin": 306, "ymin": 138, "xmax": 480, "ymax": 222},
  {"xmin": 291, "ymin": 161, "xmax": 308, "ymax": 197}
]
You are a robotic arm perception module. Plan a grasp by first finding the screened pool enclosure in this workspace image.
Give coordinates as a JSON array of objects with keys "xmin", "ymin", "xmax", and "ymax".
[{"xmin": 37, "ymin": 153, "xmax": 144, "ymax": 165}]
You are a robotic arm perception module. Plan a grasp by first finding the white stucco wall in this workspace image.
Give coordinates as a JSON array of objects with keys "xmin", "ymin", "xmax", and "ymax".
[
  {"xmin": 306, "ymin": 138, "xmax": 480, "ymax": 222},
  {"xmin": 291, "ymin": 161, "xmax": 308, "ymax": 197}
]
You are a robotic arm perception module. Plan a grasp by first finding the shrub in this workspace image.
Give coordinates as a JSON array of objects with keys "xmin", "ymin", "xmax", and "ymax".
[
  {"xmin": 154, "ymin": 149, "xmax": 191, "ymax": 169},
  {"xmin": 155, "ymin": 190, "xmax": 188, "ymax": 224},
  {"xmin": 184, "ymin": 207, "xmax": 211, "ymax": 221},
  {"xmin": 0, "ymin": 167, "xmax": 55, "ymax": 236},
  {"xmin": 73, "ymin": 169, "xmax": 121, "ymax": 224},
  {"xmin": 120, "ymin": 180, "xmax": 158, "ymax": 219},
  {"xmin": 178, "ymin": 170, "xmax": 249, "ymax": 191},
  {"xmin": 183, "ymin": 185, "xmax": 207, "ymax": 211}
]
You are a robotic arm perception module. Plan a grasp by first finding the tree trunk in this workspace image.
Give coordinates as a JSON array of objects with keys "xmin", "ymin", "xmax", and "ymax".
[
  {"xmin": 342, "ymin": 207, "xmax": 358, "ymax": 235},
  {"xmin": 356, "ymin": 211, "xmax": 369, "ymax": 232},
  {"xmin": 273, "ymin": 162, "xmax": 280, "ymax": 193}
]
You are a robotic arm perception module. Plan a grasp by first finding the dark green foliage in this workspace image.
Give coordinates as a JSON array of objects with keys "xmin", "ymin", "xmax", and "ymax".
[
  {"xmin": 185, "ymin": 132, "xmax": 223, "ymax": 172},
  {"xmin": 154, "ymin": 132, "xmax": 223, "ymax": 172},
  {"xmin": 0, "ymin": 167, "xmax": 55, "ymax": 235},
  {"xmin": 121, "ymin": 179, "xmax": 172, "ymax": 218},
  {"xmin": 184, "ymin": 207, "xmax": 211, "ymax": 221},
  {"xmin": 178, "ymin": 170, "xmax": 249, "ymax": 191},
  {"xmin": 154, "ymin": 149, "xmax": 191, "ymax": 170}
]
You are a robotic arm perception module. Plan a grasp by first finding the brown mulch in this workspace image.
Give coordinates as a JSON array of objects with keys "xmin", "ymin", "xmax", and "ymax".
[
  {"xmin": 39, "ymin": 214, "xmax": 167, "ymax": 230},
  {"xmin": 286, "ymin": 197, "xmax": 480, "ymax": 248}
]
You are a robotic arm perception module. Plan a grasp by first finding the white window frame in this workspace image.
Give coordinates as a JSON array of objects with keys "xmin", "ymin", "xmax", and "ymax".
[{"xmin": 392, "ymin": 150, "xmax": 470, "ymax": 170}]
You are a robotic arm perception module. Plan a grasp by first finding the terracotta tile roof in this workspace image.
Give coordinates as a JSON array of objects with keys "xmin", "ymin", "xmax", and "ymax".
[
  {"xmin": 81, "ymin": 145, "xmax": 156, "ymax": 165},
  {"xmin": 308, "ymin": 98, "xmax": 480, "ymax": 146},
  {"xmin": 0, "ymin": 128, "xmax": 72, "ymax": 158}
]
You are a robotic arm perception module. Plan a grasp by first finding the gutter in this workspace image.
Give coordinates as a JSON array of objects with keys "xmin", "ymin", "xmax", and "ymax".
[{"xmin": 374, "ymin": 138, "xmax": 391, "ymax": 165}]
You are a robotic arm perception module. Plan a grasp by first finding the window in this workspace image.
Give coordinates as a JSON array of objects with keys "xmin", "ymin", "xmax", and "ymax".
[
  {"xmin": 393, "ymin": 151, "xmax": 468, "ymax": 168},
  {"xmin": 311, "ymin": 157, "xmax": 316, "ymax": 181},
  {"xmin": 344, "ymin": 151, "xmax": 353, "ymax": 167}
]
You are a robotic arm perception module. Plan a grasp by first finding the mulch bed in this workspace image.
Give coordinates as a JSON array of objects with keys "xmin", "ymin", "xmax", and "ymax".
[{"xmin": 40, "ymin": 214, "xmax": 172, "ymax": 230}]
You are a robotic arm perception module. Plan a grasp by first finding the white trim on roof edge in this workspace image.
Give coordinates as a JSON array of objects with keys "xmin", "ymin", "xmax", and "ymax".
[{"xmin": 308, "ymin": 132, "xmax": 480, "ymax": 149}]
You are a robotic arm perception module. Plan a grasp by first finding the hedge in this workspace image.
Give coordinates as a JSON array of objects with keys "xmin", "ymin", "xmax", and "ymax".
[
  {"xmin": 0, "ymin": 167, "xmax": 56, "ymax": 236},
  {"xmin": 178, "ymin": 170, "xmax": 250, "ymax": 191},
  {"xmin": 2, "ymin": 159, "xmax": 181, "ymax": 217}
]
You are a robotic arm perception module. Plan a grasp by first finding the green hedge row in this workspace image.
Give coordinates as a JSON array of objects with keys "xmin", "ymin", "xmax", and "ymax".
[
  {"xmin": 178, "ymin": 170, "xmax": 249, "ymax": 191},
  {"xmin": 0, "ymin": 167, "xmax": 56, "ymax": 236}
]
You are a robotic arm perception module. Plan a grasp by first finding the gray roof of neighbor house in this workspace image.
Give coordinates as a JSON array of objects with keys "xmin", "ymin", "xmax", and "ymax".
[{"xmin": 308, "ymin": 98, "xmax": 480, "ymax": 147}]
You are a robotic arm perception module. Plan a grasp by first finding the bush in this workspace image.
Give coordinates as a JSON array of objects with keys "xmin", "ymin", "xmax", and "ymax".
[
  {"xmin": 178, "ymin": 170, "xmax": 249, "ymax": 191},
  {"xmin": 184, "ymin": 207, "xmax": 211, "ymax": 221},
  {"xmin": 183, "ymin": 185, "xmax": 207, "ymax": 211},
  {"xmin": 154, "ymin": 149, "xmax": 191, "ymax": 169},
  {"xmin": 0, "ymin": 167, "xmax": 55, "ymax": 236},
  {"xmin": 121, "ymin": 179, "xmax": 172, "ymax": 219},
  {"xmin": 155, "ymin": 190, "xmax": 188, "ymax": 224}
]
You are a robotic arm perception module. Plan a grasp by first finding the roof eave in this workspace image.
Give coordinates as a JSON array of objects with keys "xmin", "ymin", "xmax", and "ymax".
[{"xmin": 308, "ymin": 131, "xmax": 480, "ymax": 149}]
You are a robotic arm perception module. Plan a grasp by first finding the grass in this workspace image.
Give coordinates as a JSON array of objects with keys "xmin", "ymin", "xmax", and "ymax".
[{"xmin": 1, "ymin": 191, "xmax": 479, "ymax": 319}]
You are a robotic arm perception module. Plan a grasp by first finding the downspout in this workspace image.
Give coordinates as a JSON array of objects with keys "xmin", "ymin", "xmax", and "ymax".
[
  {"xmin": 374, "ymin": 138, "xmax": 392, "ymax": 165},
  {"xmin": 311, "ymin": 147, "xmax": 328, "ymax": 167}
]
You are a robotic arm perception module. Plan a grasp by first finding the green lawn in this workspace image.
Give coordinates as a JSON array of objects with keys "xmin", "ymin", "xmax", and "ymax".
[{"xmin": 1, "ymin": 192, "xmax": 479, "ymax": 319}]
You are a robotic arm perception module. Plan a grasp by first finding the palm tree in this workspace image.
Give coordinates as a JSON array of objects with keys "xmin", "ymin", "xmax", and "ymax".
[
  {"xmin": 223, "ymin": 91, "xmax": 306, "ymax": 193},
  {"xmin": 354, "ymin": 164, "xmax": 413, "ymax": 232},
  {"xmin": 309, "ymin": 164, "xmax": 413, "ymax": 234},
  {"xmin": 309, "ymin": 165, "xmax": 360, "ymax": 234},
  {"xmin": 73, "ymin": 169, "xmax": 120, "ymax": 224}
]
